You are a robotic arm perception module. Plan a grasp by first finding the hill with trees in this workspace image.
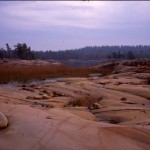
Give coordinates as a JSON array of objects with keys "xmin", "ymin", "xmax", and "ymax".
[
  {"xmin": 33, "ymin": 45, "xmax": 150, "ymax": 60},
  {"xmin": 0, "ymin": 44, "xmax": 150, "ymax": 61}
]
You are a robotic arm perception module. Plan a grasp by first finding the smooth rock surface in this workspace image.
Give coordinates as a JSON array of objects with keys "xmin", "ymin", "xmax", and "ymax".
[{"xmin": 0, "ymin": 105, "xmax": 149, "ymax": 150}]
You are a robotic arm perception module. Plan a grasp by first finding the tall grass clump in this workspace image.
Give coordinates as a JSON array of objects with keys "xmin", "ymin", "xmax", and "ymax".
[
  {"xmin": 0, "ymin": 63, "xmax": 114, "ymax": 83},
  {"xmin": 67, "ymin": 95, "xmax": 100, "ymax": 108}
]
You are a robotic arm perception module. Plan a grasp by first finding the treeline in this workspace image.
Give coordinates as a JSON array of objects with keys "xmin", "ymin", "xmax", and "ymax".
[
  {"xmin": 33, "ymin": 45, "xmax": 150, "ymax": 60},
  {"xmin": 1, "ymin": 44, "xmax": 150, "ymax": 60}
]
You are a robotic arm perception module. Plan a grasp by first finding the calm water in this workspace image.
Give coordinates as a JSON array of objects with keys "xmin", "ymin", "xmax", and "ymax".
[
  {"xmin": 0, "ymin": 78, "xmax": 61, "ymax": 87},
  {"xmin": 62, "ymin": 59, "xmax": 109, "ymax": 67}
]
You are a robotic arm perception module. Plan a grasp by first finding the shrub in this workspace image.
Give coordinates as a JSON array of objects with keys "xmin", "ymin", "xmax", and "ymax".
[{"xmin": 67, "ymin": 95, "xmax": 100, "ymax": 108}]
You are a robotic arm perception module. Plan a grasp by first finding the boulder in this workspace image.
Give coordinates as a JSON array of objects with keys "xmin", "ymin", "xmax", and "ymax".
[
  {"xmin": 34, "ymin": 96, "xmax": 43, "ymax": 100},
  {"xmin": 26, "ymin": 96, "xmax": 34, "ymax": 99},
  {"xmin": 0, "ymin": 112, "xmax": 8, "ymax": 129},
  {"xmin": 29, "ymin": 83, "xmax": 37, "ymax": 88},
  {"xmin": 39, "ymin": 92, "xmax": 44, "ymax": 95},
  {"xmin": 42, "ymin": 94, "xmax": 50, "ymax": 99},
  {"xmin": 22, "ymin": 84, "xmax": 27, "ymax": 87},
  {"xmin": 22, "ymin": 87, "xmax": 35, "ymax": 92},
  {"xmin": 120, "ymin": 97, "xmax": 127, "ymax": 101},
  {"xmin": 53, "ymin": 91, "xmax": 65, "ymax": 96},
  {"xmin": 42, "ymin": 90, "xmax": 53, "ymax": 97},
  {"xmin": 93, "ymin": 103, "xmax": 102, "ymax": 109},
  {"xmin": 34, "ymin": 86, "xmax": 41, "ymax": 90}
]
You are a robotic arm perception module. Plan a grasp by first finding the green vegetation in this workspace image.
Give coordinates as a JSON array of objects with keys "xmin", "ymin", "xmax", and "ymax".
[
  {"xmin": 1, "ymin": 44, "xmax": 150, "ymax": 60},
  {"xmin": 14, "ymin": 43, "xmax": 34, "ymax": 60},
  {"xmin": 0, "ymin": 43, "xmax": 34, "ymax": 60}
]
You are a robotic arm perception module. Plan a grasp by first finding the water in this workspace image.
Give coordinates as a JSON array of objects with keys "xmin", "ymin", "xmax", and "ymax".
[
  {"xmin": 0, "ymin": 82, "xmax": 19, "ymax": 87},
  {"xmin": 0, "ymin": 78, "xmax": 61, "ymax": 87},
  {"xmin": 63, "ymin": 59, "xmax": 108, "ymax": 67},
  {"xmin": 30, "ymin": 78, "xmax": 61, "ymax": 84}
]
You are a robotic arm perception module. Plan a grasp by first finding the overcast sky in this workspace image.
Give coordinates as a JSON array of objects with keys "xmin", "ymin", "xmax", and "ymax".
[{"xmin": 0, "ymin": 1, "xmax": 150, "ymax": 51}]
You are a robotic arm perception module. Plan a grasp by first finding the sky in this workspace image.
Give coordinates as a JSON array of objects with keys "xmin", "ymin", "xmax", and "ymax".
[{"xmin": 0, "ymin": 1, "xmax": 150, "ymax": 51}]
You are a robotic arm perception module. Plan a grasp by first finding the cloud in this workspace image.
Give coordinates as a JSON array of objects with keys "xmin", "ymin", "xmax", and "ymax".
[
  {"xmin": 0, "ymin": 1, "xmax": 149, "ymax": 30},
  {"xmin": 0, "ymin": 1, "xmax": 98, "ymax": 29},
  {"xmin": 0, "ymin": 1, "xmax": 150, "ymax": 50}
]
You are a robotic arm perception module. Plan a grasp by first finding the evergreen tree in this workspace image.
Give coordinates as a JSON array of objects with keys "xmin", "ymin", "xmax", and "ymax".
[
  {"xmin": 127, "ymin": 51, "xmax": 135, "ymax": 60},
  {"xmin": 0, "ymin": 48, "xmax": 4, "ymax": 60},
  {"xmin": 6, "ymin": 43, "xmax": 12, "ymax": 59},
  {"xmin": 14, "ymin": 43, "xmax": 34, "ymax": 60}
]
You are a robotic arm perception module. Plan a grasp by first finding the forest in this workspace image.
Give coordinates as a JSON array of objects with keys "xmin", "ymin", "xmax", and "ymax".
[{"xmin": 0, "ymin": 44, "xmax": 150, "ymax": 60}]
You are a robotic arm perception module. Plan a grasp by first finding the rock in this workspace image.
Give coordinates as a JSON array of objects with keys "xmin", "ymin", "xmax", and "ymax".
[
  {"xmin": 42, "ymin": 90, "xmax": 54, "ymax": 97},
  {"xmin": 93, "ymin": 103, "xmax": 102, "ymax": 109},
  {"xmin": 113, "ymin": 82, "xmax": 121, "ymax": 86},
  {"xmin": 22, "ymin": 84, "xmax": 27, "ymax": 87},
  {"xmin": 122, "ymin": 101, "xmax": 136, "ymax": 104},
  {"xmin": 113, "ymin": 76, "xmax": 118, "ymax": 79},
  {"xmin": 34, "ymin": 86, "xmax": 41, "ymax": 90},
  {"xmin": 29, "ymin": 83, "xmax": 37, "ymax": 88},
  {"xmin": 42, "ymin": 94, "xmax": 50, "ymax": 99},
  {"xmin": 42, "ymin": 89, "xmax": 48, "ymax": 93},
  {"xmin": 120, "ymin": 97, "xmax": 127, "ymax": 101},
  {"xmin": 34, "ymin": 96, "xmax": 43, "ymax": 100},
  {"xmin": 0, "ymin": 112, "xmax": 8, "ymax": 129},
  {"xmin": 46, "ymin": 116, "xmax": 53, "ymax": 119},
  {"xmin": 88, "ymin": 106, "xmax": 94, "ymax": 110},
  {"xmin": 40, "ymin": 103, "xmax": 54, "ymax": 108},
  {"xmin": 53, "ymin": 91, "xmax": 64, "ymax": 96},
  {"xmin": 22, "ymin": 87, "xmax": 35, "ymax": 92},
  {"xmin": 98, "ymin": 97, "xmax": 103, "ymax": 101},
  {"xmin": 39, "ymin": 92, "xmax": 44, "ymax": 95},
  {"xmin": 98, "ymin": 82, "xmax": 106, "ymax": 85},
  {"xmin": 26, "ymin": 96, "xmax": 33, "ymax": 99},
  {"xmin": 29, "ymin": 89, "xmax": 35, "ymax": 92}
]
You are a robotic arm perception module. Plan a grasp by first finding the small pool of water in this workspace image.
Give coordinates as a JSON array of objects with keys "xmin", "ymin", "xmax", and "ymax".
[
  {"xmin": 31, "ymin": 78, "xmax": 61, "ymax": 84},
  {"xmin": 0, "ymin": 78, "xmax": 62, "ymax": 87},
  {"xmin": 100, "ymin": 119, "xmax": 120, "ymax": 124},
  {"xmin": 0, "ymin": 82, "xmax": 19, "ymax": 87}
]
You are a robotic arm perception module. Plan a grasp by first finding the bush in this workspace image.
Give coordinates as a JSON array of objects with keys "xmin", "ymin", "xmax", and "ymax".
[{"xmin": 67, "ymin": 95, "xmax": 100, "ymax": 108}]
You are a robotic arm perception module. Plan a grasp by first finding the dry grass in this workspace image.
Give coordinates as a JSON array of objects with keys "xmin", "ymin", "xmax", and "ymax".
[
  {"xmin": 67, "ymin": 95, "xmax": 101, "ymax": 108},
  {"xmin": 0, "ymin": 64, "xmax": 114, "ymax": 83}
]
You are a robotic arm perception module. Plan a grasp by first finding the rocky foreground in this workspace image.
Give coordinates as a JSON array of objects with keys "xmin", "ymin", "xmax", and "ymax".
[{"xmin": 0, "ymin": 59, "xmax": 150, "ymax": 150}]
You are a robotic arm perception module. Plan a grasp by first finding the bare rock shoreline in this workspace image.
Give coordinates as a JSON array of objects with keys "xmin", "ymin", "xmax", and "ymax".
[{"xmin": 0, "ymin": 59, "xmax": 150, "ymax": 150}]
